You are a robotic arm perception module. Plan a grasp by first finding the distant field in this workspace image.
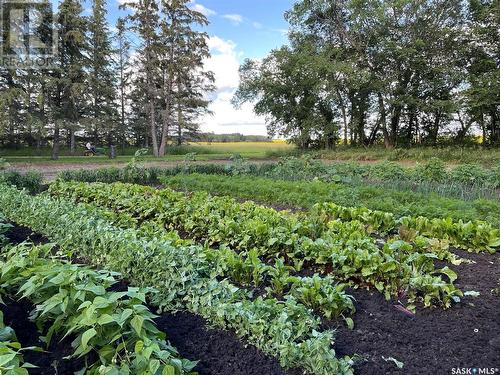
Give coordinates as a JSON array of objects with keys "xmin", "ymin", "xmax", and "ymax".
[
  {"xmin": 1, "ymin": 141, "xmax": 295, "ymax": 164},
  {"xmin": 188, "ymin": 141, "xmax": 294, "ymax": 156}
]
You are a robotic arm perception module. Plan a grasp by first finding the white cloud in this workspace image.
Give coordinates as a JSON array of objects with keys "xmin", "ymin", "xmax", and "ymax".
[
  {"xmin": 189, "ymin": 1, "xmax": 217, "ymax": 17},
  {"xmin": 222, "ymin": 14, "xmax": 243, "ymax": 26},
  {"xmin": 271, "ymin": 28, "xmax": 288, "ymax": 36},
  {"xmin": 252, "ymin": 22, "xmax": 263, "ymax": 29},
  {"xmin": 116, "ymin": 0, "xmax": 136, "ymax": 6},
  {"xmin": 200, "ymin": 36, "xmax": 267, "ymax": 136}
]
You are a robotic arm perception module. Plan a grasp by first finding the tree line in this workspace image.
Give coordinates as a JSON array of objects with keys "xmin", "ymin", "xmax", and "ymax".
[
  {"xmin": 234, "ymin": 0, "xmax": 499, "ymax": 149},
  {"xmin": 0, "ymin": 0, "xmax": 213, "ymax": 158}
]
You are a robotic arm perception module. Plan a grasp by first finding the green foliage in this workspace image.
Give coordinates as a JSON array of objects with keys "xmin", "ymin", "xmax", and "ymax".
[
  {"xmin": 160, "ymin": 173, "xmax": 500, "ymax": 227},
  {"xmin": 0, "ymin": 244, "xmax": 197, "ymax": 374},
  {"xmin": 233, "ymin": 43, "xmax": 340, "ymax": 148},
  {"xmin": 449, "ymin": 164, "xmax": 489, "ymax": 185},
  {"xmin": 0, "ymin": 183, "xmax": 354, "ymax": 375},
  {"xmin": 367, "ymin": 161, "xmax": 407, "ymax": 181},
  {"xmin": 413, "ymin": 158, "xmax": 447, "ymax": 182},
  {"xmin": 0, "ymin": 158, "xmax": 9, "ymax": 171},
  {"xmin": 183, "ymin": 152, "xmax": 197, "ymax": 162},
  {"xmin": 49, "ymin": 181, "xmax": 357, "ymax": 322},
  {"xmin": 56, "ymin": 156, "xmax": 500, "ymax": 201},
  {"xmin": 58, "ymin": 166, "xmax": 163, "ymax": 185},
  {"xmin": 0, "ymin": 171, "xmax": 43, "ymax": 194},
  {"xmin": 259, "ymin": 156, "xmax": 342, "ymax": 182},
  {"xmin": 0, "ymin": 310, "xmax": 38, "ymax": 375},
  {"xmin": 49, "ymin": 181, "xmax": 465, "ymax": 308},
  {"xmin": 318, "ymin": 147, "xmax": 500, "ymax": 167},
  {"xmin": 0, "ymin": 213, "xmax": 12, "ymax": 246}
]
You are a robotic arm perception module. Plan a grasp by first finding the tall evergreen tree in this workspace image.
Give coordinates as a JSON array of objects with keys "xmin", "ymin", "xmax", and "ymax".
[
  {"xmin": 50, "ymin": 0, "xmax": 86, "ymax": 159},
  {"xmin": 156, "ymin": 0, "xmax": 213, "ymax": 155},
  {"xmin": 87, "ymin": 0, "xmax": 117, "ymax": 146},
  {"xmin": 116, "ymin": 17, "xmax": 131, "ymax": 149},
  {"xmin": 122, "ymin": 0, "xmax": 161, "ymax": 156}
]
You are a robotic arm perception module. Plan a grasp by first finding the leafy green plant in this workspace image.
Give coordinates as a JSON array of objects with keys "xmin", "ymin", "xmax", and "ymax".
[
  {"xmin": 48, "ymin": 181, "xmax": 466, "ymax": 308},
  {"xmin": 0, "ymin": 171, "xmax": 43, "ymax": 194},
  {"xmin": 0, "ymin": 158, "xmax": 10, "ymax": 171},
  {"xmin": 0, "ymin": 214, "xmax": 12, "ymax": 246},
  {"xmin": 50, "ymin": 184, "xmax": 356, "ymax": 323},
  {"xmin": 0, "ymin": 310, "xmax": 38, "ymax": 375},
  {"xmin": 0, "ymin": 244, "xmax": 198, "ymax": 375},
  {"xmin": 159, "ymin": 173, "xmax": 500, "ymax": 235},
  {"xmin": 0, "ymin": 183, "xmax": 354, "ymax": 375},
  {"xmin": 289, "ymin": 275, "xmax": 355, "ymax": 325},
  {"xmin": 184, "ymin": 152, "xmax": 197, "ymax": 162},
  {"xmin": 412, "ymin": 157, "xmax": 448, "ymax": 182}
]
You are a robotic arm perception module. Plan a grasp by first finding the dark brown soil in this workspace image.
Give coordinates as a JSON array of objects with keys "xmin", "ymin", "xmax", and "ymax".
[
  {"xmin": 2, "ymin": 298, "xmax": 89, "ymax": 374},
  {"xmin": 5, "ymin": 223, "xmax": 49, "ymax": 245},
  {"xmin": 333, "ymin": 249, "xmax": 500, "ymax": 374},
  {"xmin": 155, "ymin": 312, "xmax": 302, "ymax": 375}
]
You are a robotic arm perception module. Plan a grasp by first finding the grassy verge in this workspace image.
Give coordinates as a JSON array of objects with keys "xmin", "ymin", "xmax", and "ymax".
[{"xmin": 317, "ymin": 146, "xmax": 500, "ymax": 167}]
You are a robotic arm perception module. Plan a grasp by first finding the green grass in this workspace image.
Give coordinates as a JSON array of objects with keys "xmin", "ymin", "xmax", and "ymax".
[
  {"xmin": 317, "ymin": 146, "xmax": 500, "ymax": 167},
  {"xmin": 3, "ymin": 154, "xmax": 226, "ymax": 164},
  {"xmin": 160, "ymin": 173, "xmax": 500, "ymax": 226},
  {"xmin": 1, "ymin": 142, "xmax": 295, "ymax": 164}
]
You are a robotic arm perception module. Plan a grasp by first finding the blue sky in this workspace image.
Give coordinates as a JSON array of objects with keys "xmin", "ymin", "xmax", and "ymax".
[
  {"xmin": 101, "ymin": 0, "xmax": 293, "ymax": 60},
  {"xmin": 96, "ymin": 0, "xmax": 296, "ymax": 135},
  {"xmin": 185, "ymin": 1, "xmax": 295, "ymax": 135},
  {"xmin": 187, "ymin": 0, "xmax": 294, "ymax": 61}
]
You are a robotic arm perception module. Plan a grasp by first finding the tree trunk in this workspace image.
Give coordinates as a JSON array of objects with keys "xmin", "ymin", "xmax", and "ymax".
[
  {"xmin": 407, "ymin": 111, "xmax": 415, "ymax": 145},
  {"xmin": 159, "ymin": 71, "xmax": 174, "ymax": 157},
  {"xmin": 490, "ymin": 109, "xmax": 499, "ymax": 145},
  {"xmin": 431, "ymin": 112, "xmax": 441, "ymax": 146},
  {"xmin": 70, "ymin": 126, "xmax": 76, "ymax": 154},
  {"xmin": 336, "ymin": 89, "xmax": 348, "ymax": 145},
  {"xmin": 144, "ymin": 38, "xmax": 158, "ymax": 157},
  {"xmin": 120, "ymin": 86, "xmax": 126, "ymax": 150},
  {"xmin": 149, "ymin": 100, "xmax": 159, "ymax": 157},
  {"xmin": 389, "ymin": 105, "xmax": 402, "ymax": 147},
  {"xmin": 177, "ymin": 104, "xmax": 182, "ymax": 146},
  {"xmin": 378, "ymin": 94, "xmax": 392, "ymax": 148},
  {"xmin": 52, "ymin": 120, "xmax": 60, "ymax": 160}
]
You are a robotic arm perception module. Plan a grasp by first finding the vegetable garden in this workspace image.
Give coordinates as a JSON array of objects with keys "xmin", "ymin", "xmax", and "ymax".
[{"xmin": 0, "ymin": 158, "xmax": 498, "ymax": 374}]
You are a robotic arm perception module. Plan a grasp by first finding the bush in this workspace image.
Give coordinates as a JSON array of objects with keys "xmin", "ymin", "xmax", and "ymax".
[
  {"xmin": 449, "ymin": 164, "xmax": 489, "ymax": 185},
  {"xmin": 0, "ymin": 170, "xmax": 43, "ymax": 193},
  {"xmin": 413, "ymin": 158, "xmax": 448, "ymax": 182},
  {"xmin": 367, "ymin": 161, "xmax": 408, "ymax": 180}
]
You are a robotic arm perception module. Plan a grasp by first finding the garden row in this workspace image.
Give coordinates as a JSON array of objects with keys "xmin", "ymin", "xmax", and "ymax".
[
  {"xmin": 159, "ymin": 173, "xmax": 500, "ymax": 250},
  {"xmin": 48, "ymin": 186, "xmax": 357, "ymax": 324},
  {"xmin": 48, "ymin": 181, "xmax": 465, "ymax": 310},
  {"xmin": 56, "ymin": 164, "xmax": 500, "ymax": 224},
  {"xmin": 261, "ymin": 157, "xmax": 500, "ymax": 188},
  {"xmin": 0, "ymin": 183, "xmax": 354, "ymax": 375},
  {"xmin": 0, "ymin": 242, "xmax": 197, "ymax": 374}
]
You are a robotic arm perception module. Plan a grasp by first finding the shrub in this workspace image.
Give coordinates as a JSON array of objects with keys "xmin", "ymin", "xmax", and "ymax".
[
  {"xmin": 413, "ymin": 157, "xmax": 448, "ymax": 182},
  {"xmin": 0, "ymin": 170, "xmax": 43, "ymax": 193}
]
